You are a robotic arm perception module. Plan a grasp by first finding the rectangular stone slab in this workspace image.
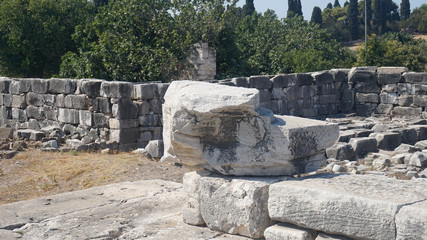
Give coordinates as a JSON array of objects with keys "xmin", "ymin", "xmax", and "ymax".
[{"xmin": 268, "ymin": 174, "xmax": 427, "ymax": 240}]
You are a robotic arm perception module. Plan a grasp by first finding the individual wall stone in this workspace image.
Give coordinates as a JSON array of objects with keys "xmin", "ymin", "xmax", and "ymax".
[
  {"xmin": 100, "ymin": 81, "xmax": 133, "ymax": 98},
  {"xmin": 93, "ymin": 113, "xmax": 108, "ymax": 128},
  {"xmin": 329, "ymin": 69, "xmax": 349, "ymax": 82},
  {"xmin": 109, "ymin": 119, "xmax": 139, "ymax": 129},
  {"xmin": 11, "ymin": 95, "xmax": 27, "ymax": 109},
  {"xmin": 268, "ymin": 174, "xmax": 427, "ymax": 240},
  {"xmin": 403, "ymin": 72, "xmax": 427, "ymax": 84},
  {"xmin": 64, "ymin": 95, "xmax": 89, "ymax": 110},
  {"xmin": 398, "ymin": 95, "xmax": 413, "ymax": 106},
  {"xmin": 110, "ymin": 128, "xmax": 139, "ymax": 144},
  {"xmin": 414, "ymin": 95, "xmax": 427, "ymax": 107},
  {"xmin": 49, "ymin": 78, "xmax": 77, "ymax": 94},
  {"xmin": 412, "ymin": 84, "xmax": 427, "ymax": 95},
  {"xmin": 375, "ymin": 104, "xmax": 393, "ymax": 115},
  {"xmin": 0, "ymin": 78, "xmax": 11, "ymax": 93},
  {"xmin": 80, "ymin": 79, "xmax": 103, "ymax": 97},
  {"xmin": 354, "ymin": 81, "xmax": 381, "ymax": 93},
  {"xmin": 295, "ymin": 73, "xmax": 313, "ymax": 86},
  {"xmin": 391, "ymin": 107, "xmax": 422, "ymax": 118},
  {"xmin": 382, "ymin": 84, "xmax": 397, "ymax": 93},
  {"xmin": 12, "ymin": 108, "xmax": 27, "ymax": 122},
  {"xmin": 132, "ymin": 83, "xmax": 158, "ymax": 100},
  {"xmin": 31, "ymin": 79, "xmax": 49, "ymax": 93},
  {"xmin": 248, "ymin": 76, "xmax": 272, "ymax": 89},
  {"xmin": 397, "ymin": 83, "xmax": 412, "ymax": 95},
  {"xmin": 348, "ymin": 67, "xmax": 376, "ymax": 84},
  {"xmin": 313, "ymin": 71, "xmax": 333, "ymax": 85},
  {"xmin": 355, "ymin": 93, "xmax": 379, "ymax": 104},
  {"xmin": 79, "ymin": 110, "xmax": 92, "ymax": 126},
  {"xmin": 149, "ymin": 98, "xmax": 162, "ymax": 114},
  {"xmin": 58, "ymin": 108, "xmax": 79, "ymax": 124},
  {"xmin": 264, "ymin": 223, "xmax": 317, "ymax": 240},
  {"xmin": 379, "ymin": 92, "xmax": 398, "ymax": 104},
  {"xmin": 9, "ymin": 79, "xmax": 31, "ymax": 94},
  {"xmin": 231, "ymin": 77, "xmax": 249, "ymax": 88},
  {"xmin": 286, "ymin": 86, "xmax": 302, "ymax": 101},
  {"xmin": 112, "ymin": 98, "xmax": 138, "ymax": 120},
  {"xmin": 377, "ymin": 67, "xmax": 405, "ymax": 84},
  {"xmin": 326, "ymin": 142, "xmax": 357, "ymax": 161},
  {"xmin": 26, "ymin": 106, "xmax": 43, "ymax": 120},
  {"xmin": 200, "ymin": 174, "xmax": 286, "ymax": 238}
]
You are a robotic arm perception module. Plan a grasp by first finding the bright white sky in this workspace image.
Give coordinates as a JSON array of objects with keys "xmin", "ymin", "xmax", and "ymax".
[{"xmin": 236, "ymin": 0, "xmax": 426, "ymax": 20}]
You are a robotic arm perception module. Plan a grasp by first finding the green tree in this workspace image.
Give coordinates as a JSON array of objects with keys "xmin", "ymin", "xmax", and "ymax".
[
  {"xmin": 402, "ymin": 4, "xmax": 427, "ymax": 32},
  {"xmin": 242, "ymin": 0, "xmax": 255, "ymax": 17},
  {"xmin": 344, "ymin": 1, "xmax": 350, "ymax": 7},
  {"xmin": 0, "ymin": 0, "xmax": 94, "ymax": 78},
  {"xmin": 357, "ymin": 33, "xmax": 427, "ymax": 71},
  {"xmin": 311, "ymin": 6, "xmax": 323, "ymax": 26},
  {"xmin": 322, "ymin": 4, "xmax": 352, "ymax": 42},
  {"xmin": 400, "ymin": 0, "xmax": 411, "ymax": 20},
  {"xmin": 327, "ymin": 3, "xmax": 333, "ymax": 9},
  {"xmin": 288, "ymin": 0, "xmax": 302, "ymax": 17},
  {"xmin": 60, "ymin": 0, "xmax": 183, "ymax": 82},
  {"xmin": 348, "ymin": 0, "xmax": 359, "ymax": 40},
  {"xmin": 334, "ymin": 0, "xmax": 341, "ymax": 8}
]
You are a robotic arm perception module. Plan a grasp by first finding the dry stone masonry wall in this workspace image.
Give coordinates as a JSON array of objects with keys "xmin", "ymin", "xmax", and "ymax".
[{"xmin": 0, "ymin": 66, "xmax": 426, "ymax": 150}]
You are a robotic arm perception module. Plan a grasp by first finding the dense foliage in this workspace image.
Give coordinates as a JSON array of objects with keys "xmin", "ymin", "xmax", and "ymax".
[
  {"xmin": 0, "ymin": 0, "xmax": 425, "ymax": 81},
  {"xmin": 357, "ymin": 32, "xmax": 427, "ymax": 71}
]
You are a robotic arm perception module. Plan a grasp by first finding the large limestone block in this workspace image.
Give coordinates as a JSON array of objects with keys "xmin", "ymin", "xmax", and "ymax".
[
  {"xmin": 182, "ymin": 170, "xmax": 211, "ymax": 226},
  {"xmin": 395, "ymin": 197, "xmax": 427, "ymax": 240},
  {"xmin": 268, "ymin": 174, "xmax": 427, "ymax": 240},
  {"xmin": 199, "ymin": 174, "xmax": 287, "ymax": 238},
  {"xmin": 162, "ymin": 81, "xmax": 339, "ymax": 176},
  {"xmin": 264, "ymin": 223, "xmax": 317, "ymax": 240}
]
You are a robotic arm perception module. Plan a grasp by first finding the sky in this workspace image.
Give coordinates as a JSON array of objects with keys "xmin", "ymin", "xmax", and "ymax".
[{"xmin": 236, "ymin": 0, "xmax": 426, "ymax": 20}]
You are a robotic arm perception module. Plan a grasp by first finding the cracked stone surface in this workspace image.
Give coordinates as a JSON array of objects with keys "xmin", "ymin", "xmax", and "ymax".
[
  {"xmin": 0, "ymin": 180, "xmax": 247, "ymax": 240},
  {"xmin": 268, "ymin": 174, "xmax": 427, "ymax": 240},
  {"xmin": 162, "ymin": 81, "xmax": 339, "ymax": 176}
]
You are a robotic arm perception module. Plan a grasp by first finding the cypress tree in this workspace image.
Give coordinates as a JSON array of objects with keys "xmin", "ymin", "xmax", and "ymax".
[
  {"xmin": 348, "ymin": 0, "xmax": 359, "ymax": 40},
  {"xmin": 366, "ymin": 0, "xmax": 372, "ymax": 32},
  {"xmin": 327, "ymin": 3, "xmax": 333, "ymax": 9},
  {"xmin": 287, "ymin": 0, "xmax": 302, "ymax": 17},
  {"xmin": 400, "ymin": 0, "xmax": 410, "ymax": 20},
  {"xmin": 374, "ymin": 0, "xmax": 386, "ymax": 34},
  {"xmin": 344, "ymin": 1, "xmax": 349, "ymax": 7},
  {"xmin": 334, "ymin": 0, "xmax": 341, "ymax": 8},
  {"xmin": 243, "ymin": 0, "xmax": 256, "ymax": 17},
  {"xmin": 311, "ymin": 6, "xmax": 323, "ymax": 26}
]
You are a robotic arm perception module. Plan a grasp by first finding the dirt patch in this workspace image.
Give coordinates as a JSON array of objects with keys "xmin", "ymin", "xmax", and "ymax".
[
  {"xmin": 414, "ymin": 34, "xmax": 427, "ymax": 42},
  {"xmin": 0, "ymin": 150, "xmax": 197, "ymax": 204}
]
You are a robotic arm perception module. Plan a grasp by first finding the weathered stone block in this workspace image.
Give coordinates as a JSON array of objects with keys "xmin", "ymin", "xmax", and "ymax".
[
  {"xmin": 138, "ymin": 114, "xmax": 158, "ymax": 127},
  {"xmin": 200, "ymin": 175, "xmax": 283, "ymax": 238},
  {"xmin": 319, "ymin": 95, "xmax": 335, "ymax": 104},
  {"xmin": 231, "ymin": 77, "xmax": 249, "ymax": 88},
  {"xmin": 414, "ymin": 95, "xmax": 427, "ymax": 107},
  {"xmin": 110, "ymin": 128, "xmax": 139, "ymax": 144},
  {"xmin": 132, "ymin": 83, "xmax": 158, "ymax": 100},
  {"xmin": 137, "ymin": 101, "xmax": 150, "ymax": 115},
  {"xmin": 355, "ymin": 93, "xmax": 379, "ymax": 104},
  {"xmin": 317, "ymin": 83, "xmax": 335, "ymax": 95},
  {"xmin": 380, "ymin": 92, "xmax": 398, "ymax": 104},
  {"xmin": 329, "ymin": 69, "xmax": 349, "ymax": 82},
  {"xmin": 93, "ymin": 113, "xmax": 108, "ymax": 128},
  {"xmin": 397, "ymin": 83, "xmax": 412, "ymax": 95},
  {"xmin": 271, "ymin": 88, "xmax": 286, "ymax": 100},
  {"xmin": 403, "ymin": 72, "xmax": 427, "ymax": 84},
  {"xmin": 412, "ymin": 84, "xmax": 427, "ymax": 95},
  {"xmin": 26, "ymin": 106, "xmax": 43, "ymax": 120},
  {"xmin": 264, "ymin": 223, "xmax": 317, "ymax": 240},
  {"xmin": 182, "ymin": 170, "xmax": 211, "ymax": 226},
  {"xmin": 144, "ymin": 140, "xmax": 163, "ymax": 158},
  {"xmin": 395, "ymin": 199, "xmax": 427, "ymax": 240},
  {"xmin": 31, "ymin": 79, "xmax": 49, "ymax": 93},
  {"xmin": 349, "ymin": 137, "xmax": 377, "ymax": 156},
  {"xmin": 12, "ymin": 108, "xmax": 27, "ymax": 122},
  {"xmin": 286, "ymin": 86, "xmax": 302, "ymax": 101},
  {"xmin": 248, "ymin": 76, "xmax": 272, "ymax": 89},
  {"xmin": 382, "ymin": 84, "xmax": 397, "ymax": 93},
  {"xmin": 109, "ymin": 118, "xmax": 139, "ymax": 129},
  {"xmin": 273, "ymin": 75, "xmax": 296, "ymax": 88},
  {"xmin": 408, "ymin": 152, "xmax": 427, "ymax": 167},
  {"xmin": 149, "ymin": 98, "xmax": 162, "ymax": 114},
  {"xmin": 326, "ymin": 142, "xmax": 357, "ymax": 161},
  {"xmin": 11, "ymin": 95, "xmax": 27, "ymax": 109},
  {"xmin": 375, "ymin": 104, "xmax": 393, "ymax": 114},
  {"xmin": 0, "ymin": 78, "xmax": 11, "ymax": 93},
  {"xmin": 157, "ymin": 83, "xmax": 169, "ymax": 99},
  {"xmin": 49, "ymin": 78, "xmax": 76, "ymax": 94},
  {"xmin": 112, "ymin": 98, "xmax": 138, "ymax": 120},
  {"xmin": 9, "ymin": 79, "xmax": 31, "ymax": 94},
  {"xmin": 268, "ymin": 174, "xmax": 427, "ymax": 240},
  {"xmin": 140, "ymin": 131, "xmax": 152, "ymax": 142},
  {"xmin": 79, "ymin": 110, "xmax": 92, "ymax": 126},
  {"xmin": 42, "ymin": 106, "xmax": 57, "ymax": 121},
  {"xmin": 64, "ymin": 95, "xmax": 88, "ymax": 110},
  {"xmin": 354, "ymin": 81, "xmax": 381, "ymax": 93},
  {"xmin": 410, "ymin": 125, "xmax": 427, "ymax": 141},
  {"xmin": 162, "ymin": 81, "xmax": 338, "ymax": 176},
  {"xmin": 348, "ymin": 67, "xmax": 376, "ymax": 84},
  {"xmin": 296, "ymin": 73, "xmax": 313, "ymax": 86},
  {"xmin": 369, "ymin": 132, "xmax": 401, "ymax": 151},
  {"xmin": 80, "ymin": 79, "xmax": 103, "ymax": 97},
  {"xmin": 391, "ymin": 107, "xmax": 422, "ymax": 118},
  {"xmin": 100, "ymin": 81, "xmax": 133, "ymax": 98},
  {"xmin": 313, "ymin": 71, "xmax": 333, "ymax": 84},
  {"xmin": 58, "ymin": 108, "xmax": 79, "ymax": 124},
  {"xmin": 398, "ymin": 95, "xmax": 413, "ymax": 106},
  {"xmin": 378, "ymin": 73, "xmax": 402, "ymax": 84}
]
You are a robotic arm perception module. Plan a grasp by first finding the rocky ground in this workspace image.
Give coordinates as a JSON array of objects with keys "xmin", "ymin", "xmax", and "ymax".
[{"xmin": 319, "ymin": 116, "xmax": 427, "ymax": 179}]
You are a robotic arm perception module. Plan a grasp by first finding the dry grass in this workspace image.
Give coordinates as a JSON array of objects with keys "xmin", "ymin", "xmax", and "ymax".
[{"xmin": 0, "ymin": 150, "xmax": 193, "ymax": 204}]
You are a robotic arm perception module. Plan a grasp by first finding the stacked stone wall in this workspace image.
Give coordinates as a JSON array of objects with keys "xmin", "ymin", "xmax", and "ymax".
[{"xmin": 0, "ymin": 66, "xmax": 425, "ymax": 149}]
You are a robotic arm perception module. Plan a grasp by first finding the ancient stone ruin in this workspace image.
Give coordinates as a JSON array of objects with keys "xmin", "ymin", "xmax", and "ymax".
[{"xmin": 0, "ymin": 66, "xmax": 426, "ymax": 239}]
